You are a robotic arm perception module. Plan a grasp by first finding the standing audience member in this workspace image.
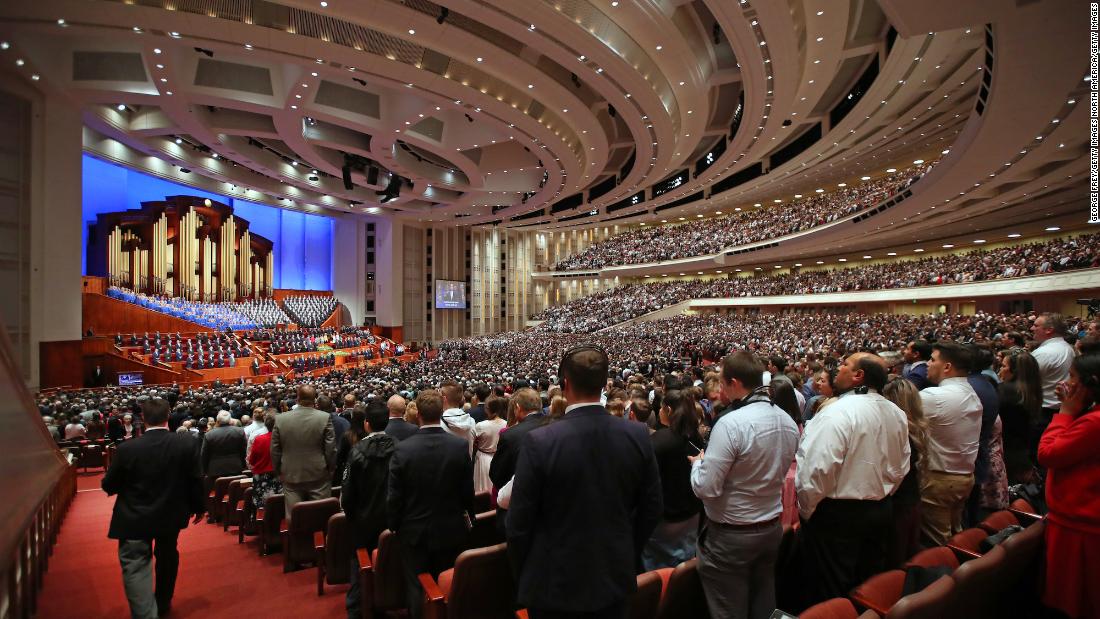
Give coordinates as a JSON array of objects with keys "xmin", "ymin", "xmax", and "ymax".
[
  {"xmin": 690, "ymin": 351, "xmax": 799, "ymax": 619},
  {"xmin": 341, "ymin": 400, "xmax": 397, "ymax": 619},
  {"xmin": 201, "ymin": 411, "xmax": 247, "ymax": 498},
  {"xmin": 794, "ymin": 353, "xmax": 910, "ymax": 610},
  {"xmin": 334, "ymin": 403, "xmax": 370, "ymax": 485},
  {"xmin": 489, "ymin": 387, "xmax": 545, "ymax": 528},
  {"xmin": 997, "ymin": 349, "xmax": 1043, "ymax": 483},
  {"xmin": 966, "ymin": 344, "xmax": 1004, "ymax": 523},
  {"xmin": 387, "ymin": 390, "xmax": 474, "ymax": 619},
  {"xmin": 507, "ymin": 346, "xmax": 662, "ymax": 619},
  {"xmin": 270, "ymin": 385, "xmax": 336, "ymax": 520},
  {"xmin": 102, "ymin": 398, "xmax": 205, "ymax": 619},
  {"xmin": 645, "ymin": 389, "xmax": 703, "ymax": 571},
  {"xmin": 1038, "ymin": 352, "xmax": 1100, "ymax": 619},
  {"xmin": 881, "ymin": 378, "xmax": 930, "ymax": 566},
  {"xmin": 439, "ymin": 381, "xmax": 476, "ymax": 455},
  {"xmin": 918, "ymin": 342, "xmax": 983, "ymax": 545},
  {"xmin": 472, "ymin": 396, "xmax": 508, "ymax": 494},
  {"xmin": 248, "ymin": 413, "xmax": 282, "ymax": 510},
  {"xmin": 384, "ymin": 394, "xmax": 418, "ymax": 441},
  {"xmin": 1030, "ymin": 313, "xmax": 1076, "ymax": 465},
  {"xmin": 903, "ymin": 341, "xmax": 933, "ymax": 390}
]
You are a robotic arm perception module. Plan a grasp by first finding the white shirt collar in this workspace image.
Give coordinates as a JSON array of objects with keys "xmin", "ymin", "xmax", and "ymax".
[
  {"xmin": 564, "ymin": 401, "xmax": 603, "ymax": 415},
  {"xmin": 145, "ymin": 426, "xmax": 169, "ymax": 431},
  {"xmin": 420, "ymin": 422, "xmax": 442, "ymax": 429}
]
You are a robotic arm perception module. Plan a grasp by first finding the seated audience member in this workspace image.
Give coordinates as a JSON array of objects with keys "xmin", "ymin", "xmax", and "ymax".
[
  {"xmin": 86, "ymin": 412, "xmax": 107, "ymax": 440},
  {"xmin": 690, "ymin": 353, "xmax": 799, "ymax": 618},
  {"xmin": 794, "ymin": 353, "xmax": 910, "ymax": 610},
  {"xmin": 918, "ymin": 342, "xmax": 983, "ymax": 545},
  {"xmin": 64, "ymin": 415, "xmax": 87, "ymax": 440},
  {"xmin": 341, "ymin": 400, "xmax": 397, "ymax": 619},
  {"xmin": 387, "ymin": 390, "xmax": 474, "ymax": 619},
  {"xmin": 1038, "ymin": 352, "xmax": 1100, "ymax": 619},
  {"xmin": 248, "ymin": 413, "xmax": 282, "ymax": 511}
]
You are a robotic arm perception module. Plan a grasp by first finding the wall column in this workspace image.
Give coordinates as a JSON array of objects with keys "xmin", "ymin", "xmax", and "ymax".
[
  {"xmin": 373, "ymin": 217, "xmax": 404, "ymax": 331},
  {"xmin": 332, "ymin": 215, "xmax": 366, "ymax": 325}
]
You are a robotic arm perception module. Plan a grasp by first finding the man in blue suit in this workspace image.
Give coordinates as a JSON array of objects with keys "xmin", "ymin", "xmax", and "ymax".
[{"xmin": 507, "ymin": 345, "xmax": 663, "ymax": 619}]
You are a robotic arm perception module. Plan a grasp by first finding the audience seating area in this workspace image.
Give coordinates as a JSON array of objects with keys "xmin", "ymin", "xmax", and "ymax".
[{"xmin": 553, "ymin": 161, "xmax": 936, "ymax": 271}]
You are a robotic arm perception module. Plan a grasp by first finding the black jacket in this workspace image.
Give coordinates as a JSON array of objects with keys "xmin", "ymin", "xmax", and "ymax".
[
  {"xmin": 384, "ymin": 417, "xmax": 419, "ymax": 442},
  {"xmin": 341, "ymin": 433, "xmax": 397, "ymax": 549},
  {"xmin": 103, "ymin": 428, "xmax": 205, "ymax": 540},
  {"xmin": 650, "ymin": 428, "xmax": 703, "ymax": 522},
  {"xmin": 506, "ymin": 405, "xmax": 662, "ymax": 612},
  {"xmin": 201, "ymin": 425, "xmax": 247, "ymax": 478},
  {"xmin": 488, "ymin": 411, "xmax": 547, "ymax": 490},
  {"xmin": 386, "ymin": 426, "xmax": 474, "ymax": 550}
]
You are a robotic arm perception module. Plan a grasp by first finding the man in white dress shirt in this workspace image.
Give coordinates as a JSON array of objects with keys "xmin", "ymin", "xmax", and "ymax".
[
  {"xmin": 918, "ymin": 341, "xmax": 984, "ymax": 545},
  {"xmin": 690, "ymin": 351, "xmax": 799, "ymax": 619},
  {"xmin": 1029, "ymin": 313, "xmax": 1075, "ymax": 464},
  {"xmin": 794, "ymin": 352, "xmax": 910, "ymax": 610},
  {"xmin": 439, "ymin": 381, "xmax": 476, "ymax": 456}
]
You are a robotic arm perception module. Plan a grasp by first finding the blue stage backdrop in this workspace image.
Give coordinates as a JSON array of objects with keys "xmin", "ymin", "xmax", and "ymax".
[{"xmin": 82, "ymin": 155, "xmax": 334, "ymax": 291}]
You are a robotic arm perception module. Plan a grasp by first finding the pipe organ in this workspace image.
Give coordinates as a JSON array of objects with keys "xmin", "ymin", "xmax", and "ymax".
[{"xmin": 88, "ymin": 195, "xmax": 275, "ymax": 301}]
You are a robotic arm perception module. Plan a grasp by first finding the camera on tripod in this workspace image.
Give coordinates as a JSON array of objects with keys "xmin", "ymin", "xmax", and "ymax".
[{"xmin": 1077, "ymin": 298, "xmax": 1100, "ymax": 319}]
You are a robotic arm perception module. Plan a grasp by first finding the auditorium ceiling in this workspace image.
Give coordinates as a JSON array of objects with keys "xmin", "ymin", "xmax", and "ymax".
[{"xmin": 0, "ymin": 0, "xmax": 1089, "ymax": 249}]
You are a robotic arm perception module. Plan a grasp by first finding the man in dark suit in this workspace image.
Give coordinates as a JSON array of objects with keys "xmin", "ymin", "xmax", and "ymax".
[
  {"xmin": 383, "ymin": 394, "xmax": 418, "ymax": 441},
  {"xmin": 489, "ymin": 387, "xmax": 545, "ymax": 533},
  {"xmin": 467, "ymin": 383, "xmax": 491, "ymax": 423},
  {"xmin": 387, "ymin": 390, "xmax": 474, "ymax": 619},
  {"xmin": 507, "ymin": 346, "xmax": 663, "ymax": 619},
  {"xmin": 102, "ymin": 397, "xmax": 205, "ymax": 618},
  {"xmin": 201, "ymin": 411, "xmax": 247, "ymax": 499}
]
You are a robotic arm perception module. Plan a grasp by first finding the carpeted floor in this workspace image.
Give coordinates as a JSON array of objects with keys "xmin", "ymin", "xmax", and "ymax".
[{"xmin": 38, "ymin": 471, "xmax": 347, "ymax": 618}]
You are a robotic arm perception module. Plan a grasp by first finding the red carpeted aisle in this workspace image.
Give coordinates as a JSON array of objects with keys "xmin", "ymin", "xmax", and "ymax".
[{"xmin": 37, "ymin": 472, "xmax": 346, "ymax": 618}]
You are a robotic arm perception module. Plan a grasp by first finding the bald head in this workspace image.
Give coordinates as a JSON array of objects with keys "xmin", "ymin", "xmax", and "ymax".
[
  {"xmin": 297, "ymin": 384, "xmax": 317, "ymax": 407},
  {"xmin": 387, "ymin": 394, "xmax": 407, "ymax": 419}
]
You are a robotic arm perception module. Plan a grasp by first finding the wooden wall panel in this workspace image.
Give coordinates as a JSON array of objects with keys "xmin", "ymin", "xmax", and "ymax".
[
  {"xmin": 82, "ymin": 293, "xmax": 210, "ymax": 336},
  {"xmin": 38, "ymin": 340, "xmax": 83, "ymax": 389},
  {"xmin": 379, "ymin": 326, "xmax": 404, "ymax": 342},
  {"xmin": 81, "ymin": 276, "xmax": 106, "ymax": 295}
]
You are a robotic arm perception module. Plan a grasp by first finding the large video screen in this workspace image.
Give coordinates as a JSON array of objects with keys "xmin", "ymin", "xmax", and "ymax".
[{"xmin": 435, "ymin": 280, "xmax": 467, "ymax": 309}]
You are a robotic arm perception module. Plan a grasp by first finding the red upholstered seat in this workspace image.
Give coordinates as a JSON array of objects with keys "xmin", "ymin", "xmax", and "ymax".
[
  {"xmin": 468, "ymin": 510, "xmax": 503, "ymax": 549},
  {"xmin": 625, "ymin": 570, "xmax": 663, "ymax": 619},
  {"xmin": 222, "ymin": 478, "xmax": 251, "ymax": 531},
  {"xmin": 948, "ymin": 544, "xmax": 1007, "ymax": 617},
  {"xmin": 884, "ymin": 575, "xmax": 955, "ymax": 619},
  {"xmin": 258, "ymin": 494, "xmax": 284, "ymax": 556},
  {"xmin": 655, "ymin": 559, "xmax": 709, "ymax": 619},
  {"xmin": 849, "ymin": 569, "xmax": 906, "ymax": 615},
  {"xmin": 978, "ymin": 510, "xmax": 1020, "ymax": 535},
  {"xmin": 315, "ymin": 512, "xmax": 353, "ymax": 595},
  {"xmin": 799, "ymin": 597, "xmax": 860, "ymax": 619},
  {"xmin": 208, "ymin": 475, "xmax": 246, "ymax": 523},
  {"xmin": 282, "ymin": 497, "xmax": 340, "ymax": 572},
  {"xmin": 946, "ymin": 527, "xmax": 989, "ymax": 561},
  {"xmin": 418, "ymin": 542, "xmax": 514, "ymax": 619},
  {"xmin": 903, "ymin": 546, "xmax": 959, "ymax": 570},
  {"xmin": 357, "ymin": 529, "xmax": 407, "ymax": 618},
  {"xmin": 1008, "ymin": 498, "xmax": 1042, "ymax": 524}
]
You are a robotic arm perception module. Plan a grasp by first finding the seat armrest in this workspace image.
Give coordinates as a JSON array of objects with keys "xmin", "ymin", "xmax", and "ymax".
[
  {"xmin": 356, "ymin": 548, "xmax": 373, "ymax": 571},
  {"xmin": 418, "ymin": 573, "xmax": 446, "ymax": 619},
  {"xmin": 947, "ymin": 544, "xmax": 982, "ymax": 562},
  {"xmin": 1009, "ymin": 508, "xmax": 1042, "ymax": 525},
  {"xmin": 314, "ymin": 531, "xmax": 326, "ymax": 552}
]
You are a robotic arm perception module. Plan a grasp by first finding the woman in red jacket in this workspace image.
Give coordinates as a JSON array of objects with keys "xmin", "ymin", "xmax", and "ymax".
[
  {"xmin": 1040, "ymin": 352, "xmax": 1100, "ymax": 619},
  {"xmin": 248, "ymin": 414, "xmax": 283, "ymax": 510}
]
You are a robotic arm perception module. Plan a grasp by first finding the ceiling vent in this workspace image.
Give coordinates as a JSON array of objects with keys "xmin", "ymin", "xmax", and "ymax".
[
  {"xmin": 72, "ymin": 51, "xmax": 148, "ymax": 82},
  {"xmin": 194, "ymin": 58, "xmax": 273, "ymax": 95}
]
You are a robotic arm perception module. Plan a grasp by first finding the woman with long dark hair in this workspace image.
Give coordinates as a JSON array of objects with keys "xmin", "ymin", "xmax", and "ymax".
[
  {"xmin": 882, "ymin": 377, "xmax": 930, "ymax": 565},
  {"xmin": 998, "ymin": 348, "xmax": 1042, "ymax": 484},
  {"xmin": 642, "ymin": 389, "xmax": 704, "ymax": 570},
  {"xmin": 1039, "ymin": 352, "xmax": 1100, "ymax": 618}
]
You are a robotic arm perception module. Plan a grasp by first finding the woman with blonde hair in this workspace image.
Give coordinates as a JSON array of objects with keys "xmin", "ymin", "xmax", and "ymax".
[
  {"xmin": 404, "ymin": 400, "xmax": 419, "ymax": 425},
  {"xmin": 548, "ymin": 395, "xmax": 567, "ymax": 421},
  {"xmin": 882, "ymin": 377, "xmax": 929, "ymax": 565}
]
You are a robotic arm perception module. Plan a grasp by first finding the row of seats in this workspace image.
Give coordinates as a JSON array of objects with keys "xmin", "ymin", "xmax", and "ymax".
[{"xmin": 803, "ymin": 502, "xmax": 1046, "ymax": 619}]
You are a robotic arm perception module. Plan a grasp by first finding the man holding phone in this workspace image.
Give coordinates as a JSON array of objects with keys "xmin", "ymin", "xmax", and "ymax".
[{"xmin": 689, "ymin": 351, "xmax": 799, "ymax": 619}]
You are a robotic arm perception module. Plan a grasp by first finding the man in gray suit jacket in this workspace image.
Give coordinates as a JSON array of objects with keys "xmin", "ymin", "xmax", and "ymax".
[
  {"xmin": 201, "ymin": 411, "xmax": 247, "ymax": 492},
  {"xmin": 271, "ymin": 385, "xmax": 336, "ymax": 520}
]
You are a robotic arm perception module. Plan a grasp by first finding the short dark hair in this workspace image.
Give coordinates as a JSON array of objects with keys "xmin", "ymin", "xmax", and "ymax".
[
  {"xmin": 316, "ymin": 394, "xmax": 333, "ymax": 412},
  {"xmin": 365, "ymin": 400, "xmax": 389, "ymax": 432},
  {"xmin": 853, "ymin": 354, "xmax": 889, "ymax": 392},
  {"xmin": 473, "ymin": 382, "xmax": 492, "ymax": 401},
  {"xmin": 559, "ymin": 345, "xmax": 609, "ymax": 398},
  {"xmin": 933, "ymin": 341, "xmax": 972, "ymax": 373},
  {"xmin": 143, "ymin": 397, "xmax": 170, "ymax": 426},
  {"xmin": 967, "ymin": 344, "xmax": 995, "ymax": 374},
  {"xmin": 721, "ymin": 351, "xmax": 764, "ymax": 389},
  {"xmin": 630, "ymin": 397, "xmax": 652, "ymax": 423},
  {"xmin": 768, "ymin": 355, "xmax": 788, "ymax": 373},
  {"xmin": 415, "ymin": 390, "xmax": 444, "ymax": 424},
  {"xmin": 908, "ymin": 340, "xmax": 933, "ymax": 361}
]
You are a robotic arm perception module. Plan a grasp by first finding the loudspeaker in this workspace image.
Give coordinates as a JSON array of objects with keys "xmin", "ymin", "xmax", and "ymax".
[
  {"xmin": 342, "ymin": 164, "xmax": 354, "ymax": 190},
  {"xmin": 367, "ymin": 166, "xmax": 379, "ymax": 185}
]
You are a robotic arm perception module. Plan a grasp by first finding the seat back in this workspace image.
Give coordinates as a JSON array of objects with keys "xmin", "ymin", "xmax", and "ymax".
[
  {"xmin": 469, "ymin": 511, "xmax": 503, "ymax": 550},
  {"xmin": 946, "ymin": 527, "xmax": 989, "ymax": 561},
  {"xmin": 287, "ymin": 498, "xmax": 341, "ymax": 565},
  {"xmin": 625, "ymin": 570, "xmax": 663, "ymax": 619},
  {"xmin": 212, "ymin": 475, "xmax": 247, "ymax": 522},
  {"xmin": 444, "ymin": 542, "xmax": 514, "ymax": 619},
  {"xmin": 260, "ymin": 494, "xmax": 285, "ymax": 553},
  {"xmin": 223, "ymin": 479, "xmax": 251, "ymax": 529},
  {"xmin": 949, "ymin": 545, "xmax": 1007, "ymax": 617},
  {"xmin": 373, "ymin": 530, "xmax": 407, "ymax": 610},
  {"xmin": 799, "ymin": 597, "xmax": 860, "ymax": 619},
  {"xmin": 903, "ymin": 546, "xmax": 959, "ymax": 570},
  {"xmin": 885, "ymin": 575, "xmax": 956, "ymax": 619},
  {"xmin": 978, "ymin": 510, "xmax": 1020, "ymax": 534},
  {"xmin": 323, "ymin": 513, "xmax": 353, "ymax": 585},
  {"xmin": 80, "ymin": 444, "xmax": 105, "ymax": 470},
  {"xmin": 655, "ymin": 558, "xmax": 710, "ymax": 619},
  {"xmin": 849, "ymin": 570, "xmax": 906, "ymax": 615},
  {"xmin": 997, "ymin": 521, "xmax": 1045, "ymax": 613}
]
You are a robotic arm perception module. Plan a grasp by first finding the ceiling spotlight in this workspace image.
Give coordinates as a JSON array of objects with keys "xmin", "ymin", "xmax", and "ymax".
[
  {"xmin": 15, "ymin": 59, "xmax": 24, "ymax": 66},
  {"xmin": 57, "ymin": 18, "xmax": 66, "ymax": 26},
  {"xmin": 211, "ymin": 153, "xmax": 219, "ymax": 159},
  {"xmin": 611, "ymin": 0, "xmax": 619, "ymax": 5},
  {"xmin": 476, "ymin": 57, "xmax": 483, "ymax": 62},
  {"xmin": 30, "ymin": 74, "xmax": 39, "ymax": 81},
  {"xmin": 169, "ymin": 31, "xmax": 180, "ymax": 38},
  {"xmin": 861, "ymin": 176, "xmax": 871, "ymax": 180},
  {"xmin": 132, "ymin": 26, "xmax": 142, "ymax": 32},
  {"xmin": 408, "ymin": 28, "xmax": 415, "ymax": 35},
  {"xmin": 0, "ymin": 42, "xmax": 8, "ymax": 50},
  {"xmin": 291, "ymin": 161, "xmax": 298, "ymax": 166},
  {"xmin": 153, "ymin": 48, "xmax": 161, "ymax": 54},
  {"xmin": 1046, "ymin": 226, "xmax": 1061, "ymax": 231},
  {"xmin": 320, "ymin": 1, "xmax": 327, "ymax": 6},
  {"xmin": 116, "ymin": 104, "xmax": 126, "ymax": 111},
  {"xmin": 174, "ymin": 137, "xmax": 182, "ymax": 144},
  {"xmin": 1008, "ymin": 233, "xmax": 1022, "ymax": 238}
]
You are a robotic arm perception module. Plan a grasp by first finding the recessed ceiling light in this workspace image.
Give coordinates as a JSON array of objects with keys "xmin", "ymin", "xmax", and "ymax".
[
  {"xmin": 153, "ymin": 48, "xmax": 161, "ymax": 54},
  {"xmin": 887, "ymin": 252, "xmax": 897, "ymax": 256},
  {"xmin": 159, "ymin": 78, "xmax": 167, "ymax": 82},
  {"xmin": 973, "ymin": 239, "xmax": 986, "ymax": 244},
  {"xmin": 169, "ymin": 31, "xmax": 180, "ymax": 38},
  {"xmin": 244, "ymin": 44, "xmax": 253, "ymax": 50},
  {"xmin": 1008, "ymin": 233, "xmax": 1021, "ymax": 238},
  {"xmin": 528, "ymin": 84, "xmax": 534, "ymax": 88},
  {"xmin": 1046, "ymin": 226, "xmax": 1061, "ymax": 231},
  {"xmin": 942, "ymin": 244, "xmax": 954, "ymax": 248},
  {"xmin": 116, "ymin": 104, "xmax": 126, "ymax": 111},
  {"xmin": 914, "ymin": 248, "xmax": 925, "ymax": 252},
  {"xmin": 913, "ymin": 159, "xmax": 924, "ymax": 164},
  {"xmin": 656, "ymin": 45, "xmax": 662, "ymax": 50},
  {"xmin": 886, "ymin": 168, "xmax": 896, "ymax": 173},
  {"xmin": 156, "ymin": 63, "xmax": 164, "ymax": 69},
  {"xmin": 0, "ymin": 42, "xmax": 8, "ymax": 50},
  {"xmin": 15, "ymin": 59, "xmax": 24, "ymax": 66},
  {"xmin": 311, "ymin": 71, "xmax": 318, "ymax": 76},
  {"xmin": 816, "ymin": 36, "xmax": 823, "ymax": 42},
  {"xmin": 611, "ymin": 0, "xmax": 618, "ymax": 5},
  {"xmin": 133, "ymin": 26, "xmax": 142, "ymax": 32},
  {"xmin": 863, "ymin": 255, "xmax": 871, "ymax": 259},
  {"xmin": 816, "ymin": 10, "xmax": 824, "ymax": 15},
  {"xmin": 175, "ymin": 137, "xmax": 182, "ymax": 144},
  {"xmin": 166, "ymin": 91, "xmax": 172, "ymax": 95},
  {"xmin": 861, "ymin": 176, "xmax": 871, "ymax": 181},
  {"xmin": 320, "ymin": 1, "xmax": 327, "ymax": 6},
  {"xmin": 57, "ymin": 18, "xmax": 66, "ymax": 25},
  {"xmin": 408, "ymin": 29, "xmax": 415, "ymax": 35},
  {"xmin": 211, "ymin": 153, "xmax": 218, "ymax": 159},
  {"xmin": 30, "ymin": 73, "xmax": 40, "ymax": 81}
]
